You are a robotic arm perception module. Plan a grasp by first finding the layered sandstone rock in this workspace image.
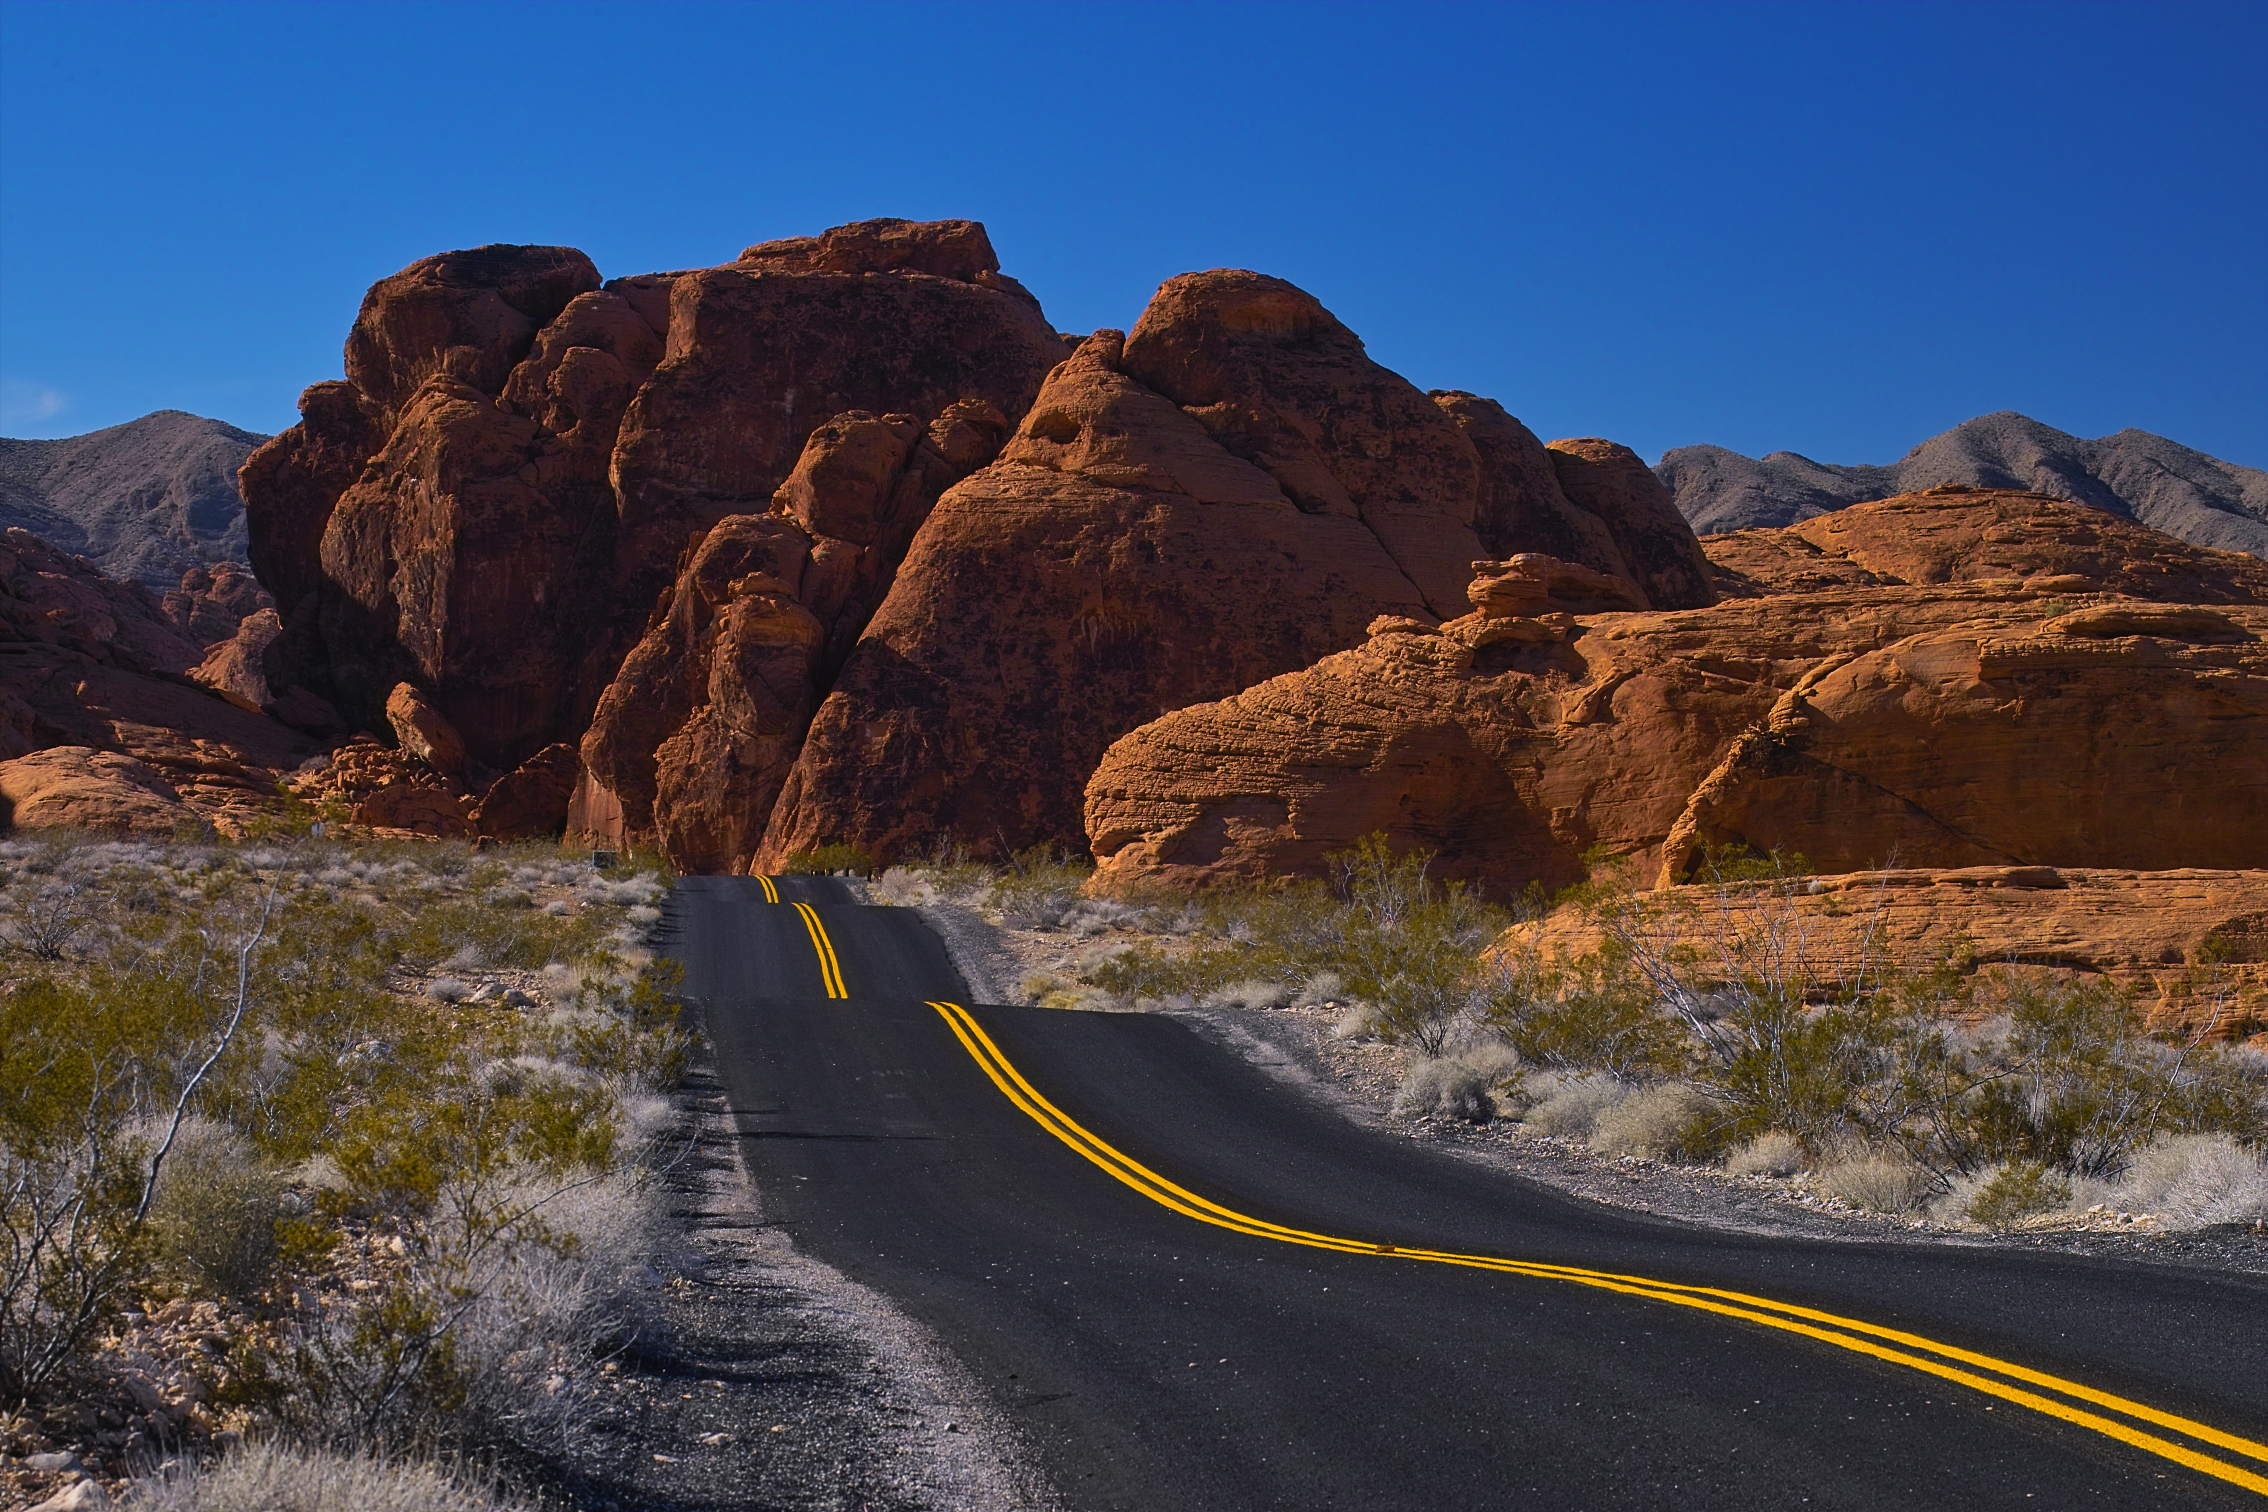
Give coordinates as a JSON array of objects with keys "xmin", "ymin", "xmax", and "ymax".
[
  {"xmin": 1085, "ymin": 490, "xmax": 2268, "ymax": 896},
  {"xmin": 241, "ymin": 219, "xmax": 1069, "ymax": 793},
  {"xmin": 0, "ymin": 747, "xmax": 199, "ymax": 837},
  {"xmin": 240, "ymin": 232, "xmax": 1717, "ymax": 872},
  {"xmin": 759, "ymin": 287, "xmax": 1717, "ymax": 870},
  {"xmin": 1507, "ymin": 867, "xmax": 2268, "ymax": 1042},
  {"xmin": 1, "ymin": 530, "xmax": 316, "ymax": 833}
]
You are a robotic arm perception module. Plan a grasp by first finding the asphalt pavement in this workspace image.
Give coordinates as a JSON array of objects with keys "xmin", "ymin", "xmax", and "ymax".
[{"xmin": 672, "ymin": 874, "xmax": 2268, "ymax": 1510}]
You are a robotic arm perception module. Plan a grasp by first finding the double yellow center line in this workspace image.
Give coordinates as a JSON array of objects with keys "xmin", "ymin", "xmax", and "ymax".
[
  {"xmin": 751, "ymin": 875, "xmax": 848, "ymax": 998},
  {"xmin": 928, "ymin": 999, "xmax": 2268, "ymax": 1498}
]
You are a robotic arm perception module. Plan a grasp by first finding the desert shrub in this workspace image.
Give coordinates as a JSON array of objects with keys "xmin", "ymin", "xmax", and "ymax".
[
  {"xmin": 1292, "ymin": 971, "xmax": 1345, "ymax": 1009},
  {"xmin": 145, "ymin": 1117, "xmax": 285, "ymax": 1296},
  {"xmin": 1478, "ymin": 942, "xmax": 1690, "ymax": 1080},
  {"xmin": 2113, "ymin": 1134, "xmax": 2268, "ymax": 1228},
  {"xmin": 1084, "ymin": 836, "xmax": 1508, "ymax": 1054},
  {"xmin": 988, "ymin": 845, "xmax": 1095, "ymax": 929},
  {"xmin": 1815, "ymin": 1152, "xmax": 1929, "ymax": 1214},
  {"xmin": 1939, "ymin": 976, "xmax": 2264, "ymax": 1180},
  {"xmin": 1521, "ymin": 1074, "xmax": 1628, "ymax": 1139},
  {"xmin": 123, "ymin": 1438, "xmax": 527, "ymax": 1512},
  {"xmin": 1724, "ymin": 1130, "xmax": 1806, "ymax": 1177},
  {"xmin": 1963, "ymin": 1162, "xmax": 2074, "ymax": 1229},
  {"xmin": 1590, "ymin": 1083, "xmax": 1717, "ymax": 1161},
  {"xmin": 1394, "ymin": 1058, "xmax": 1495, "ymax": 1123},
  {"xmin": 781, "ymin": 842, "xmax": 878, "ymax": 877},
  {"xmin": 0, "ymin": 837, "xmax": 682, "ymax": 1462}
]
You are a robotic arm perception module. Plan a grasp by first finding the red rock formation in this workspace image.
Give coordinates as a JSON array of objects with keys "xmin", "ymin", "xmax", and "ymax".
[
  {"xmin": 1432, "ymin": 392, "xmax": 1644, "ymax": 600},
  {"xmin": 580, "ymin": 400, "xmax": 1012, "ymax": 871},
  {"xmin": 240, "ymin": 233, "xmax": 1717, "ymax": 871},
  {"xmin": 0, "ymin": 530, "xmax": 315, "ymax": 834},
  {"xmin": 1115, "ymin": 271, "xmax": 1489, "ymax": 618},
  {"xmin": 162, "ymin": 561, "xmax": 273, "ymax": 648},
  {"xmin": 756, "ymin": 329, "xmax": 1455, "ymax": 868},
  {"xmin": 241, "ymin": 220, "xmax": 1067, "ymax": 789},
  {"xmin": 0, "ymin": 747, "xmax": 200, "ymax": 837},
  {"xmin": 759, "ymin": 282, "xmax": 1723, "ymax": 871},
  {"xmin": 1543, "ymin": 438, "xmax": 1716, "ymax": 610},
  {"xmin": 384, "ymin": 682, "xmax": 468, "ymax": 778},
  {"xmin": 1509, "ymin": 866, "xmax": 2268, "ymax": 1044},
  {"xmin": 470, "ymin": 742, "xmax": 581, "ymax": 840},
  {"xmin": 1084, "ymin": 491, "xmax": 2268, "ymax": 896}
]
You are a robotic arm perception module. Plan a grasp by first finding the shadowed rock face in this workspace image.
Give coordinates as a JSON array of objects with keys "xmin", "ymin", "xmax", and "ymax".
[
  {"xmin": 0, "ymin": 529, "xmax": 316, "ymax": 834},
  {"xmin": 1084, "ymin": 490, "xmax": 2268, "ymax": 898}
]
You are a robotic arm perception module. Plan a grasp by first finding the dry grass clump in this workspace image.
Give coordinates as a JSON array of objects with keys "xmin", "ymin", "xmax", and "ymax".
[
  {"xmin": 1815, "ymin": 1152, "xmax": 1930, "ymax": 1214},
  {"xmin": 1519, "ymin": 1074, "xmax": 1627, "ymax": 1139},
  {"xmin": 1394, "ymin": 1058, "xmax": 1496, "ymax": 1123},
  {"xmin": 1202, "ymin": 978, "xmax": 1293, "ymax": 1012},
  {"xmin": 122, "ymin": 1439, "xmax": 526, "ymax": 1512},
  {"xmin": 1589, "ymin": 1083, "xmax": 1714, "ymax": 1161},
  {"xmin": 2114, "ymin": 1134, "xmax": 2268, "ymax": 1227},
  {"xmin": 1724, "ymin": 1131, "xmax": 1806, "ymax": 1178}
]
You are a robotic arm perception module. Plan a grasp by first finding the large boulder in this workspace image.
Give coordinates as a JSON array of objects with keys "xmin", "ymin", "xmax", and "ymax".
[
  {"xmin": 756, "ymin": 329, "xmax": 1445, "ymax": 867},
  {"xmin": 0, "ymin": 747, "xmax": 197, "ymax": 837},
  {"xmin": 1544, "ymin": 438, "xmax": 1716, "ymax": 610},
  {"xmin": 1085, "ymin": 491, "xmax": 2268, "ymax": 896},
  {"xmin": 580, "ymin": 401, "xmax": 1010, "ymax": 870}
]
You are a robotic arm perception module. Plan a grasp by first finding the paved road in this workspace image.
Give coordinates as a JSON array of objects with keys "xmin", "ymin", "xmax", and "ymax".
[{"xmin": 673, "ymin": 875, "xmax": 2268, "ymax": 1510}]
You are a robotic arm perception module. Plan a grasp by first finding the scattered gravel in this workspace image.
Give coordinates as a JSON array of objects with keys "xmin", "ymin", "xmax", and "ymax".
[{"xmin": 528, "ymin": 1044, "xmax": 1057, "ymax": 1511}]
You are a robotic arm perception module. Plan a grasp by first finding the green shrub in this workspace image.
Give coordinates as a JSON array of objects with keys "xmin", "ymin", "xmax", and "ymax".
[
  {"xmin": 1966, "ymin": 1162, "xmax": 2073, "ymax": 1229},
  {"xmin": 146, "ymin": 1117, "xmax": 284, "ymax": 1296}
]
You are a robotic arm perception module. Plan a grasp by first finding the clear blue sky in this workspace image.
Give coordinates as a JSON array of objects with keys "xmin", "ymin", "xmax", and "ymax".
[{"xmin": 3, "ymin": 1, "xmax": 2263, "ymax": 467}]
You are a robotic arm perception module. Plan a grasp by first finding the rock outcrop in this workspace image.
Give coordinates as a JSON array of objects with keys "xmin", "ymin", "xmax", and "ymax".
[
  {"xmin": 241, "ymin": 219, "xmax": 1070, "ymax": 798},
  {"xmin": 0, "ymin": 530, "xmax": 315, "ymax": 833},
  {"xmin": 1660, "ymin": 411, "xmax": 2268, "ymax": 556},
  {"xmin": 0, "ymin": 747, "xmax": 200, "ymax": 837},
  {"xmin": 236, "ymin": 231, "xmax": 1713, "ymax": 872},
  {"xmin": 757, "ymin": 286, "xmax": 1716, "ymax": 870},
  {"xmin": 1508, "ymin": 867, "xmax": 2268, "ymax": 1042},
  {"xmin": 1085, "ymin": 490, "xmax": 2268, "ymax": 896},
  {"xmin": 162, "ymin": 561, "xmax": 273, "ymax": 648}
]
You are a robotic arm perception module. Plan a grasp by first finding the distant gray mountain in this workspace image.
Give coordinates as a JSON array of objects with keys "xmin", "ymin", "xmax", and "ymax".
[
  {"xmin": 1657, "ymin": 412, "xmax": 2268, "ymax": 556},
  {"xmin": 0, "ymin": 410, "xmax": 269, "ymax": 588}
]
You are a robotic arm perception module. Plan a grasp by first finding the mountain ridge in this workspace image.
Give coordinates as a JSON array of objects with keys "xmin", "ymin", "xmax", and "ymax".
[
  {"xmin": 0, "ymin": 409, "xmax": 269, "ymax": 587},
  {"xmin": 1658, "ymin": 411, "xmax": 2268, "ymax": 555}
]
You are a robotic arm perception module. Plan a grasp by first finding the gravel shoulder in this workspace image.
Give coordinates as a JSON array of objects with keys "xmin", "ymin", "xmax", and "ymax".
[{"xmin": 541, "ymin": 1041, "xmax": 1056, "ymax": 1512}]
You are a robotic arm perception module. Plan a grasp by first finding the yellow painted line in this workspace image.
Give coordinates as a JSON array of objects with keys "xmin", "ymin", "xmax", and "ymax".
[
  {"xmin": 926, "ymin": 1000, "xmax": 2268, "ymax": 1499},
  {"xmin": 795, "ymin": 901, "xmax": 848, "ymax": 998},
  {"xmin": 755, "ymin": 873, "xmax": 781, "ymax": 904}
]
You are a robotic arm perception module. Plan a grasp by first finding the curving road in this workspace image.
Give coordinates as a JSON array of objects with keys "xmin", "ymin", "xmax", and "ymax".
[{"xmin": 671, "ymin": 875, "xmax": 2268, "ymax": 1510}]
